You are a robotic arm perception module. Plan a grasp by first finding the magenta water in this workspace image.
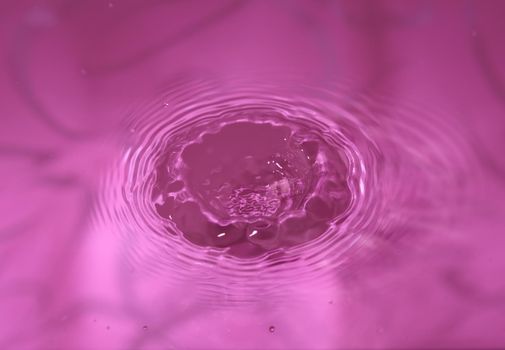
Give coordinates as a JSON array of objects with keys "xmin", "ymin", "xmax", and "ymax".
[
  {"xmin": 1, "ymin": 1, "xmax": 505, "ymax": 349},
  {"xmin": 153, "ymin": 109, "xmax": 352, "ymax": 257}
]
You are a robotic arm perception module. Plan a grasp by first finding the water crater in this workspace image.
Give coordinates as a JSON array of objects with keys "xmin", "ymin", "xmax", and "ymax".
[{"xmin": 153, "ymin": 116, "xmax": 352, "ymax": 258}]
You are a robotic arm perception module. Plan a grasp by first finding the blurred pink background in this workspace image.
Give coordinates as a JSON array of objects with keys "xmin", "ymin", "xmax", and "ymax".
[{"xmin": 1, "ymin": 0, "xmax": 505, "ymax": 349}]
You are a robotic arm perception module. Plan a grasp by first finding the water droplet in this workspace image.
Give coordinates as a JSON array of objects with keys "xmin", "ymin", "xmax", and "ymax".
[
  {"xmin": 143, "ymin": 325, "xmax": 148, "ymax": 331},
  {"xmin": 269, "ymin": 326, "xmax": 275, "ymax": 333}
]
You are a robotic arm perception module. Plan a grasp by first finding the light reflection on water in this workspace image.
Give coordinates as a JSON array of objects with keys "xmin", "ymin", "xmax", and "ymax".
[{"xmin": 0, "ymin": 1, "xmax": 505, "ymax": 349}]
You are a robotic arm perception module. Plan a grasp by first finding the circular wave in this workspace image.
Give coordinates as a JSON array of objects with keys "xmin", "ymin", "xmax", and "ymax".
[{"xmin": 94, "ymin": 77, "xmax": 471, "ymax": 302}]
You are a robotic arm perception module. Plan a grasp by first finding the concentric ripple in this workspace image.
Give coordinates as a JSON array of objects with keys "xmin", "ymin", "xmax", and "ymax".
[
  {"xmin": 152, "ymin": 107, "xmax": 355, "ymax": 258},
  {"xmin": 94, "ymin": 77, "xmax": 471, "ymax": 301}
]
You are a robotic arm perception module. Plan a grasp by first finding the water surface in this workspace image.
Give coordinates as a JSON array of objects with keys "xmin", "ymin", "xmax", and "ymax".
[{"xmin": 1, "ymin": 1, "xmax": 505, "ymax": 349}]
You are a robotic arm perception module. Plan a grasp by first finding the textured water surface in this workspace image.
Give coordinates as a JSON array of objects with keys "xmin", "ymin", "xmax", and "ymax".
[
  {"xmin": 1, "ymin": 1, "xmax": 505, "ymax": 349},
  {"xmin": 95, "ymin": 78, "xmax": 470, "ymax": 304}
]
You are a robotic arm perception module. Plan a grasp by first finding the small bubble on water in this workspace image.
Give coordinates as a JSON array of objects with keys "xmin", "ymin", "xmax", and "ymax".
[{"xmin": 269, "ymin": 326, "xmax": 275, "ymax": 333}]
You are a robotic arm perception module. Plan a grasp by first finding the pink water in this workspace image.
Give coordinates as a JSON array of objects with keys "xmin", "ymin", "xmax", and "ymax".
[
  {"xmin": 1, "ymin": 1, "xmax": 505, "ymax": 349},
  {"xmin": 154, "ymin": 110, "xmax": 351, "ymax": 257}
]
